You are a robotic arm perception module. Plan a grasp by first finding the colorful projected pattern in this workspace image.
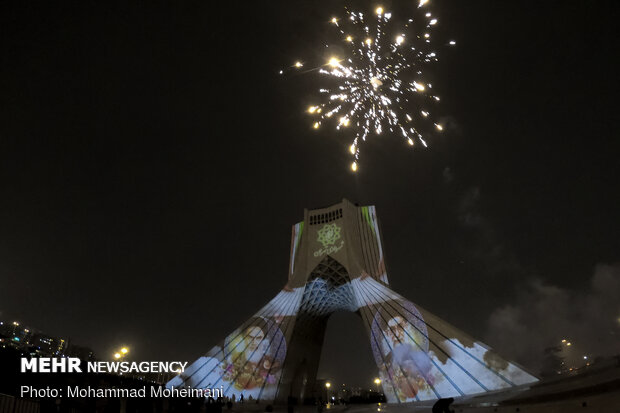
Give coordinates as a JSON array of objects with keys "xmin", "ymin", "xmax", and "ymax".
[
  {"xmin": 360, "ymin": 206, "xmax": 388, "ymax": 284},
  {"xmin": 289, "ymin": 222, "xmax": 304, "ymax": 278},
  {"xmin": 169, "ymin": 202, "xmax": 537, "ymax": 403},
  {"xmin": 170, "ymin": 269, "xmax": 535, "ymax": 403},
  {"xmin": 168, "ymin": 288, "xmax": 304, "ymax": 400},
  {"xmin": 352, "ymin": 276, "xmax": 537, "ymax": 402}
]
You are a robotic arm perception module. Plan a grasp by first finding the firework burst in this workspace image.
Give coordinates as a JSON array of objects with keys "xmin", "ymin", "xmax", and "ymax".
[{"xmin": 286, "ymin": 2, "xmax": 454, "ymax": 171}]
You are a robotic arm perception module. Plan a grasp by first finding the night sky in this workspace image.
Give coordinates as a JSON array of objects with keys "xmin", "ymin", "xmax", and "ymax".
[{"xmin": 1, "ymin": 1, "xmax": 619, "ymax": 387}]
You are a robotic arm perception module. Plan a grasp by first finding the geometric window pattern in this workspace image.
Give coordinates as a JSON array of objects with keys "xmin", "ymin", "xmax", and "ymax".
[
  {"xmin": 309, "ymin": 208, "xmax": 343, "ymax": 226},
  {"xmin": 299, "ymin": 256, "xmax": 357, "ymax": 317}
]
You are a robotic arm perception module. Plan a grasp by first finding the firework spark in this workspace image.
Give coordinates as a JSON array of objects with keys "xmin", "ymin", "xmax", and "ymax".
[{"xmin": 287, "ymin": 2, "xmax": 454, "ymax": 171}]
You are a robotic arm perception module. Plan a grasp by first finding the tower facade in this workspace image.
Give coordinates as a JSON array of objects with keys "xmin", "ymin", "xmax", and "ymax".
[{"xmin": 168, "ymin": 199, "xmax": 537, "ymax": 403}]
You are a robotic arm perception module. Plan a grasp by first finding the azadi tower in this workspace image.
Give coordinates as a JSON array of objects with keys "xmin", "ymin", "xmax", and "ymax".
[{"xmin": 168, "ymin": 199, "xmax": 537, "ymax": 404}]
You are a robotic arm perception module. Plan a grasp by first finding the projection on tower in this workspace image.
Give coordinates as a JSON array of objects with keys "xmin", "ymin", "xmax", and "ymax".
[{"xmin": 168, "ymin": 199, "xmax": 537, "ymax": 403}]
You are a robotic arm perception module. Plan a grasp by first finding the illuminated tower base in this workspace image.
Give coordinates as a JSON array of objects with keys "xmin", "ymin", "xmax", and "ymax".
[{"xmin": 168, "ymin": 199, "xmax": 537, "ymax": 404}]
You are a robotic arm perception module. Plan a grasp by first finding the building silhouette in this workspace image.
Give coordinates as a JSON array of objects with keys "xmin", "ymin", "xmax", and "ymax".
[{"xmin": 0, "ymin": 320, "xmax": 94, "ymax": 361}]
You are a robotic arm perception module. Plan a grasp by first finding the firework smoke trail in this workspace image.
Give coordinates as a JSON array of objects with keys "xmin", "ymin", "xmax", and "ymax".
[{"xmin": 284, "ymin": 1, "xmax": 455, "ymax": 171}]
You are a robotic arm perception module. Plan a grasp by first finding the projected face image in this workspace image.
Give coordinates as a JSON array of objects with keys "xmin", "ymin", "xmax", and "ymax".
[
  {"xmin": 168, "ymin": 288, "xmax": 304, "ymax": 401},
  {"xmin": 387, "ymin": 316, "xmax": 407, "ymax": 343},
  {"xmin": 362, "ymin": 290, "xmax": 543, "ymax": 402},
  {"xmin": 246, "ymin": 326, "xmax": 265, "ymax": 352},
  {"xmin": 219, "ymin": 319, "xmax": 287, "ymax": 396},
  {"xmin": 371, "ymin": 301, "xmax": 435, "ymax": 402}
]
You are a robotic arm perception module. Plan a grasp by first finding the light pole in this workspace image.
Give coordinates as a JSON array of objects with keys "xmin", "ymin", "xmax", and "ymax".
[
  {"xmin": 113, "ymin": 346, "xmax": 130, "ymax": 374},
  {"xmin": 325, "ymin": 382, "xmax": 331, "ymax": 405},
  {"xmin": 113, "ymin": 346, "xmax": 131, "ymax": 379},
  {"xmin": 374, "ymin": 378, "xmax": 381, "ymax": 399}
]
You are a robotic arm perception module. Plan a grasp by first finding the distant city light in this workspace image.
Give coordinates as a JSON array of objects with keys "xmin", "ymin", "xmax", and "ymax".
[{"xmin": 325, "ymin": 382, "xmax": 331, "ymax": 388}]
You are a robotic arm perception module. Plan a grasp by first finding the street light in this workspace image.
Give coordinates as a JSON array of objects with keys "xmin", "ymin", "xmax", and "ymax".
[
  {"xmin": 374, "ymin": 378, "xmax": 381, "ymax": 395},
  {"xmin": 113, "ymin": 346, "xmax": 130, "ymax": 361},
  {"xmin": 325, "ymin": 382, "xmax": 331, "ymax": 406}
]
